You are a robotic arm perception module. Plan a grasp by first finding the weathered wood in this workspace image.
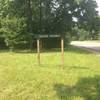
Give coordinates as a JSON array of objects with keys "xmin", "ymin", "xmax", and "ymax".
[
  {"xmin": 34, "ymin": 34, "xmax": 61, "ymax": 38},
  {"xmin": 36, "ymin": 35, "xmax": 64, "ymax": 66},
  {"xmin": 37, "ymin": 39, "xmax": 40, "ymax": 65},
  {"xmin": 61, "ymin": 38, "xmax": 64, "ymax": 67}
]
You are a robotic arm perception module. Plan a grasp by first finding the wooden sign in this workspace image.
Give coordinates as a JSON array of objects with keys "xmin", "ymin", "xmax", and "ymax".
[
  {"xmin": 35, "ymin": 34, "xmax": 64, "ymax": 67},
  {"xmin": 34, "ymin": 34, "xmax": 61, "ymax": 38}
]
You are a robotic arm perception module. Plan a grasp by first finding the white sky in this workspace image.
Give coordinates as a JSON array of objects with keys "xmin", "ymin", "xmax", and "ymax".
[{"xmin": 96, "ymin": 0, "xmax": 100, "ymax": 15}]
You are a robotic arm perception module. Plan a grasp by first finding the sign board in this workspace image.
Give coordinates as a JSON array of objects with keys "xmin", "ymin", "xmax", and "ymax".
[
  {"xmin": 34, "ymin": 34, "xmax": 61, "ymax": 38},
  {"xmin": 35, "ymin": 34, "xmax": 64, "ymax": 67}
]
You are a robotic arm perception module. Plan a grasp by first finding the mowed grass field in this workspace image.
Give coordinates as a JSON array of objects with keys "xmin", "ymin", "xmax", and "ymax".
[{"xmin": 0, "ymin": 46, "xmax": 100, "ymax": 100}]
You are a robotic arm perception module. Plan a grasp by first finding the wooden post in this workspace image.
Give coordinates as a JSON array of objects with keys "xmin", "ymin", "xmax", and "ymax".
[
  {"xmin": 61, "ymin": 37, "xmax": 64, "ymax": 67},
  {"xmin": 37, "ymin": 38, "xmax": 40, "ymax": 65}
]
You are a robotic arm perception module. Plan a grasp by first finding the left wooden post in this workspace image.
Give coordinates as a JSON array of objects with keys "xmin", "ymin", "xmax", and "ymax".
[
  {"xmin": 37, "ymin": 38, "xmax": 40, "ymax": 65},
  {"xmin": 61, "ymin": 37, "xmax": 64, "ymax": 67}
]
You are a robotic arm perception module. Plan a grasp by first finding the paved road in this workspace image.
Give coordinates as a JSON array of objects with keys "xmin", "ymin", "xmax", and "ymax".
[{"xmin": 71, "ymin": 41, "xmax": 100, "ymax": 54}]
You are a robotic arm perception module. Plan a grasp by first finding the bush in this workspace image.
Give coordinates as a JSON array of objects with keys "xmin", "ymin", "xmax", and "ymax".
[{"xmin": 0, "ymin": 17, "xmax": 26, "ymax": 50}]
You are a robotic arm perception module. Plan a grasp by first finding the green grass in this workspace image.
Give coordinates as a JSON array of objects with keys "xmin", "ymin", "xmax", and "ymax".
[{"xmin": 0, "ymin": 46, "xmax": 100, "ymax": 100}]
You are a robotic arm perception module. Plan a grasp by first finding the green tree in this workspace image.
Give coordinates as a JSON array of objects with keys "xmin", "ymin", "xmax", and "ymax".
[{"xmin": 0, "ymin": 0, "xmax": 99, "ymax": 49}]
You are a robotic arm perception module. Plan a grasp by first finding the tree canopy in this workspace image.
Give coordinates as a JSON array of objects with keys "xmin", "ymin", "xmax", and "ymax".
[{"xmin": 0, "ymin": 0, "xmax": 99, "ymax": 49}]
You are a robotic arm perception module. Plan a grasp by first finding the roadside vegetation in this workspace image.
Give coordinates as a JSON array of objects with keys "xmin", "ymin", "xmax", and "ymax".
[{"xmin": 0, "ymin": 0, "xmax": 100, "ymax": 50}]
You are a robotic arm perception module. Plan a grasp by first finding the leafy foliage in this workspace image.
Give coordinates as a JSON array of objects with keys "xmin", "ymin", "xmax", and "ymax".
[{"xmin": 0, "ymin": 0, "xmax": 99, "ymax": 49}]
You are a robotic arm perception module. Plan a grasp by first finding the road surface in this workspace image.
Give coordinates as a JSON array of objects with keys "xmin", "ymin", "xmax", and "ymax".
[{"xmin": 71, "ymin": 41, "xmax": 100, "ymax": 54}]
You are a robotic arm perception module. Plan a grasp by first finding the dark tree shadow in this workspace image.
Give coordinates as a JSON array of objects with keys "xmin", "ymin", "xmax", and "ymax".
[
  {"xmin": 13, "ymin": 49, "xmax": 37, "ymax": 54},
  {"xmin": 15, "ymin": 46, "xmax": 91, "ymax": 54},
  {"xmin": 54, "ymin": 76, "xmax": 100, "ymax": 100},
  {"xmin": 0, "ymin": 45, "xmax": 91, "ymax": 54}
]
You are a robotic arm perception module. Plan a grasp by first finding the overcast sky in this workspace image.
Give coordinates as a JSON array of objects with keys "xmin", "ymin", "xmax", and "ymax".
[{"xmin": 96, "ymin": 0, "xmax": 100, "ymax": 15}]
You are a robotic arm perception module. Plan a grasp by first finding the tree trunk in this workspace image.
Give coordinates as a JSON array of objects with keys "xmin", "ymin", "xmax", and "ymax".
[{"xmin": 25, "ymin": 0, "xmax": 33, "ymax": 50}]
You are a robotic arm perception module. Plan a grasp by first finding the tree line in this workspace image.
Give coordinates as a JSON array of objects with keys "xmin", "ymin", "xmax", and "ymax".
[{"xmin": 0, "ymin": 0, "xmax": 100, "ymax": 50}]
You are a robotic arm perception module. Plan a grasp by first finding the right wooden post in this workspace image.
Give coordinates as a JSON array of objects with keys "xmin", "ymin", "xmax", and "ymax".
[
  {"xmin": 37, "ymin": 38, "xmax": 40, "ymax": 65},
  {"xmin": 61, "ymin": 37, "xmax": 64, "ymax": 67}
]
